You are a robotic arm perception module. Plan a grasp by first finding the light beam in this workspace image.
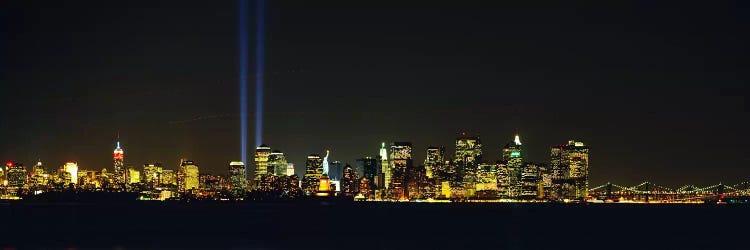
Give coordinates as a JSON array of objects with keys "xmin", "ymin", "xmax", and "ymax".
[
  {"xmin": 238, "ymin": 0, "xmax": 249, "ymax": 167},
  {"xmin": 255, "ymin": 0, "xmax": 266, "ymax": 147}
]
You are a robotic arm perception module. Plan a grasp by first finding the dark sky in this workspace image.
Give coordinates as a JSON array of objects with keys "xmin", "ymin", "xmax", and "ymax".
[{"xmin": 2, "ymin": 1, "xmax": 748, "ymax": 187}]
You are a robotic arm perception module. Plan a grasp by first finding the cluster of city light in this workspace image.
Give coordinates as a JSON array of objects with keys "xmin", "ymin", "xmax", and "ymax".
[{"xmin": 1, "ymin": 133, "xmax": 746, "ymax": 204}]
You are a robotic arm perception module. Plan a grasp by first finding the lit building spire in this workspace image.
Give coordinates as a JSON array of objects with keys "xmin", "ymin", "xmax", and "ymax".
[{"xmin": 514, "ymin": 134, "xmax": 522, "ymax": 146}]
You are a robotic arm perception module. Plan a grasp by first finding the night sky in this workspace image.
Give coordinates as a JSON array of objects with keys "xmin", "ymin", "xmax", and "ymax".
[{"xmin": 2, "ymin": 1, "xmax": 748, "ymax": 187}]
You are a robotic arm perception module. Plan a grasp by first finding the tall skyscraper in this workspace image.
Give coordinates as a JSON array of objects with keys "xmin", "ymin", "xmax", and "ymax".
[
  {"xmin": 424, "ymin": 146, "xmax": 445, "ymax": 179},
  {"xmin": 268, "ymin": 150, "xmax": 288, "ymax": 176},
  {"xmin": 379, "ymin": 142, "xmax": 390, "ymax": 192},
  {"xmin": 500, "ymin": 134, "xmax": 523, "ymax": 198},
  {"xmin": 113, "ymin": 141, "xmax": 125, "ymax": 185},
  {"xmin": 455, "ymin": 133, "xmax": 482, "ymax": 180},
  {"xmin": 389, "ymin": 142, "xmax": 412, "ymax": 200},
  {"xmin": 63, "ymin": 162, "xmax": 78, "ymax": 185},
  {"xmin": 341, "ymin": 164, "xmax": 359, "ymax": 196},
  {"xmin": 519, "ymin": 162, "xmax": 542, "ymax": 199},
  {"xmin": 302, "ymin": 154, "xmax": 323, "ymax": 194},
  {"xmin": 180, "ymin": 160, "xmax": 199, "ymax": 192},
  {"xmin": 229, "ymin": 161, "xmax": 247, "ymax": 197},
  {"xmin": 550, "ymin": 140, "xmax": 590, "ymax": 200},
  {"xmin": 253, "ymin": 145, "xmax": 272, "ymax": 184}
]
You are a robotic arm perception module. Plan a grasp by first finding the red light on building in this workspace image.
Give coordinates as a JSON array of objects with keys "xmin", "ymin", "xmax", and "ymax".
[{"xmin": 6, "ymin": 162, "xmax": 12, "ymax": 167}]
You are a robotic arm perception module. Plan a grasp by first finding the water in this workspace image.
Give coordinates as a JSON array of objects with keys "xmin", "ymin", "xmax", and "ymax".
[{"xmin": 1, "ymin": 202, "xmax": 746, "ymax": 249}]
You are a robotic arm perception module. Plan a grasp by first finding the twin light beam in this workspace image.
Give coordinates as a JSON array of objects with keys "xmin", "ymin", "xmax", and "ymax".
[{"xmin": 239, "ymin": 0, "xmax": 265, "ymax": 168}]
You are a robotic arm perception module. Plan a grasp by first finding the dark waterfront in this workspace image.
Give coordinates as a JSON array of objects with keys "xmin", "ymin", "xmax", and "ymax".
[{"xmin": 2, "ymin": 202, "xmax": 747, "ymax": 249}]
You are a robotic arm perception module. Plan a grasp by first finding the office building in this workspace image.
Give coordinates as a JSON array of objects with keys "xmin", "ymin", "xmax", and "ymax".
[
  {"xmin": 268, "ymin": 150, "xmax": 288, "ymax": 176},
  {"xmin": 229, "ymin": 161, "xmax": 247, "ymax": 197},
  {"xmin": 550, "ymin": 140, "xmax": 590, "ymax": 200},
  {"xmin": 113, "ymin": 141, "xmax": 125, "ymax": 185},
  {"xmin": 389, "ymin": 142, "xmax": 412, "ymax": 200}
]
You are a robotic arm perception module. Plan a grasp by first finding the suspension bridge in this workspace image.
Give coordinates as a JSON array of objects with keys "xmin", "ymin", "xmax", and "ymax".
[{"xmin": 588, "ymin": 181, "xmax": 750, "ymax": 203}]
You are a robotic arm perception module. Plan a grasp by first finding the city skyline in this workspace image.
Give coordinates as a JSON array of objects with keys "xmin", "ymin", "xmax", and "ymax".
[{"xmin": 3, "ymin": 1, "xmax": 748, "ymax": 188}]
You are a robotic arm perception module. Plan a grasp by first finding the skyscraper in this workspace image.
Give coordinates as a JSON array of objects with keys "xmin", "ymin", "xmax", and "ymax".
[
  {"xmin": 113, "ymin": 141, "xmax": 125, "ymax": 185},
  {"xmin": 253, "ymin": 145, "xmax": 272, "ymax": 185},
  {"xmin": 379, "ymin": 142, "xmax": 390, "ymax": 192},
  {"xmin": 455, "ymin": 133, "xmax": 482, "ymax": 181},
  {"xmin": 229, "ymin": 161, "xmax": 248, "ymax": 198},
  {"xmin": 550, "ymin": 140, "xmax": 590, "ymax": 200},
  {"xmin": 341, "ymin": 164, "xmax": 359, "ymax": 196},
  {"xmin": 268, "ymin": 150, "xmax": 287, "ymax": 176},
  {"xmin": 500, "ymin": 134, "xmax": 523, "ymax": 198},
  {"xmin": 63, "ymin": 162, "xmax": 78, "ymax": 185},
  {"xmin": 180, "ymin": 160, "xmax": 199, "ymax": 193},
  {"xmin": 389, "ymin": 142, "xmax": 412, "ymax": 200},
  {"xmin": 302, "ymin": 154, "xmax": 323, "ymax": 195},
  {"xmin": 519, "ymin": 162, "xmax": 542, "ymax": 199},
  {"xmin": 424, "ymin": 146, "xmax": 445, "ymax": 179}
]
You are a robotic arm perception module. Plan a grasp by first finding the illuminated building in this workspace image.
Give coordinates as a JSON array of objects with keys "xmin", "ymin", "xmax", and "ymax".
[
  {"xmin": 519, "ymin": 162, "xmax": 542, "ymax": 199},
  {"xmin": 253, "ymin": 144, "xmax": 271, "ymax": 186},
  {"xmin": 539, "ymin": 164, "xmax": 551, "ymax": 199},
  {"xmin": 142, "ymin": 163, "xmax": 163, "ymax": 188},
  {"xmin": 408, "ymin": 164, "xmax": 428, "ymax": 199},
  {"xmin": 161, "ymin": 170, "xmax": 176, "ymax": 186},
  {"xmin": 500, "ymin": 134, "xmax": 523, "ymax": 198},
  {"xmin": 379, "ymin": 142, "xmax": 390, "ymax": 193},
  {"xmin": 77, "ymin": 169, "xmax": 101, "ymax": 189},
  {"xmin": 550, "ymin": 140, "xmax": 590, "ymax": 200},
  {"xmin": 0, "ymin": 163, "xmax": 5, "ymax": 186},
  {"xmin": 475, "ymin": 163, "xmax": 498, "ymax": 198},
  {"xmin": 179, "ymin": 160, "xmax": 199, "ymax": 192},
  {"xmin": 199, "ymin": 174, "xmax": 224, "ymax": 196},
  {"xmin": 389, "ymin": 142, "xmax": 412, "ymax": 200},
  {"xmin": 359, "ymin": 178, "xmax": 371, "ymax": 199},
  {"xmin": 286, "ymin": 163, "xmax": 295, "ymax": 176},
  {"xmin": 63, "ymin": 162, "xmax": 78, "ymax": 185},
  {"xmin": 455, "ymin": 133, "xmax": 482, "ymax": 182},
  {"xmin": 6, "ymin": 162, "xmax": 27, "ymax": 188},
  {"xmin": 424, "ymin": 146, "xmax": 445, "ymax": 179},
  {"xmin": 302, "ymin": 154, "xmax": 323, "ymax": 195},
  {"xmin": 441, "ymin": 181, "xmax": 451, "ymax": 198},
  {"xmin": 113, "ymin": 141, "xmax": 125, "ymax": 185},
  {"xmin": 268, "ymin": 150, "xmax": 288, "ymax": 176},
  {"xmin": 30, "ymin": 161, "xmax": 48, "ymax": 188},
  {"xmin": 229, "ymin": 161, "xmax": 248, "ymax": 197},
  {"xmin": 341, "ymin": 164, "xmax": 359, "ymax": 196},
  {"xmin": 128, "ymin": 168, "xmax": 141, "ymax": 184}
]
